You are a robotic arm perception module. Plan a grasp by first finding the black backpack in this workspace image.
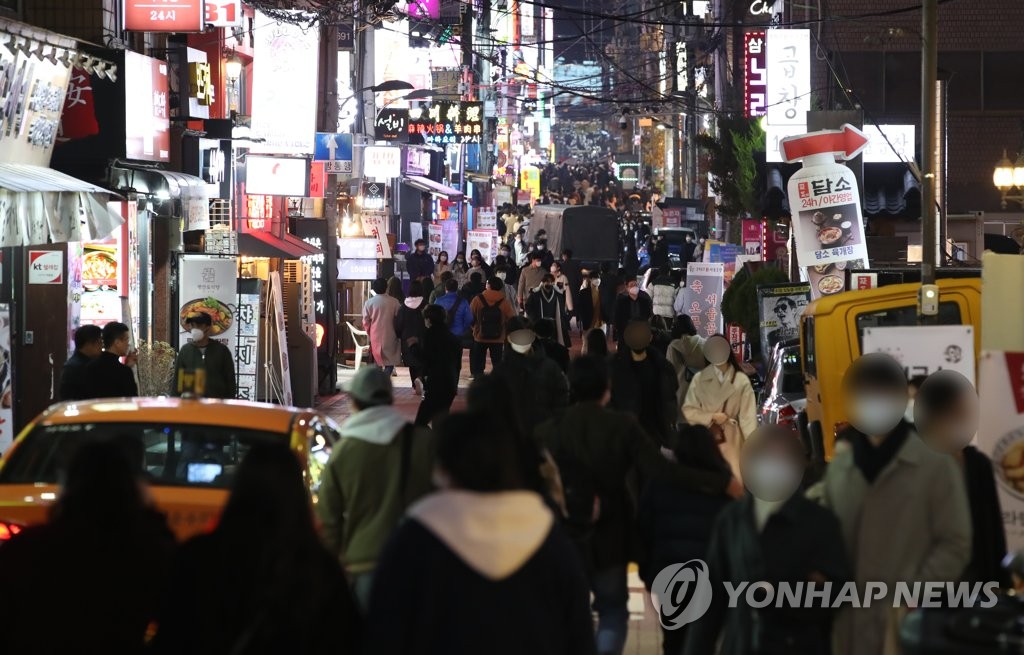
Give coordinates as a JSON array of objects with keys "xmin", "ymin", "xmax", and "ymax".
[{"xmin": 477, "ymin": 294, "xmax": 504, "ymax": 340}]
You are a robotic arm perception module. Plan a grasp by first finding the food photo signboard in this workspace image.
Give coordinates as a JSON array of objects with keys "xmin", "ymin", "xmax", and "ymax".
[
  {"xmin": 979, "ymin": 351, "xmax": 1024, "ymax": 553},
  {"xmin": 788, "ymin": 165, "xmax": 869, "ymax": 269},
  {"xmin": 178, "ymin": 256, "xmax": 239, "ymax": 361}
]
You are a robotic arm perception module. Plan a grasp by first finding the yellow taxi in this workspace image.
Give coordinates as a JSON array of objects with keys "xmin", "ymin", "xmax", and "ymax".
[{"xmin": 0, "ymin": 397, "xmax": 341, "ymax": 541}]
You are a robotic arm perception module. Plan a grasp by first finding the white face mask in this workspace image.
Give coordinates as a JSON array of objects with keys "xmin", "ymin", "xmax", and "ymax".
[
  {"xmin": 744, "ymin": 456, "xmax": 802, "ymax": 503},
  {"xmin": 510, "ymin": 342, "xmax": 532, "ymax": 354},
  {"xmin": 849, "ymin": 395, "xmax": 906, "ymax": 437},
  {"xmin": 904, "ymin": 399, "xmax": 915, "ymax": 424},
  {"xmin": 496, "ymin": 272, "xmax": 507, "ymax": 280},
  {"xmin": 628, "ymin": 286, "xmax": 639, "ymax": 298},
  {"xmin": 190, "ymin": 328, "xmax": 205, "ymax": 341},
  {"xmin": 592, "ymin": 278, "xmax": 601, "ymax": 288}
]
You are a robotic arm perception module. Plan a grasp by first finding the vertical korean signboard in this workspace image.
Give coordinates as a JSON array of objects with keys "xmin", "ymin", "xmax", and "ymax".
[
  {"xmin": 178, "ymin": 255, "xmax": 239, "ymax": 368},
  {"xmin": 782, "ymin": 125, "xmax": 871, "ymax": 300},
  {"xmin": 743, "ymin": 31, "xmax": 766, "ymax": 118},
  {"xmin": 765, "ymin": 29, "xmax": 810, "ymax": 163},
  {"xmin": 293, "ymin": 219, "xmax": 329, "ymax": 350},
  {"xmin": 682, "ymin": 263, "xmax": 725, "ymax": 337},
  {"xmin": 235, "ymin": 285, "xmax": 261, "ymax": 402},
  {"xmin": 0, "ymin": 43, "xmax": 72, "ymax": 166},
  {"xmin": 124, "ymin": 51, "xmax": 171, "ymax": 162}
]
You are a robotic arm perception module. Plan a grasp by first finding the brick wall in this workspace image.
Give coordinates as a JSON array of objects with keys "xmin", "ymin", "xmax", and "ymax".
[{"xmin": 810, "ymin": 0, "xmax": 1024, "ymax": 212}]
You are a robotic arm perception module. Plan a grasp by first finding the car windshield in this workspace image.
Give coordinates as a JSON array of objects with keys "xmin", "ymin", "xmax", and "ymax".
[{"xmin": 0, "ymin": 423, "xmax": 286, "ymax": 489}]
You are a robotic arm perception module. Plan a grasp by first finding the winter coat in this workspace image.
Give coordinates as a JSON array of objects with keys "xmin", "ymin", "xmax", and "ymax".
[
  {"xmin": 317, "ymin": 405, "xmax": 435, "ymax": 573},
  {"xmin": 525, "ymin": 286, "xmax": 571, "ymax": 347},
  {"xmin": 649, "ymin": 281, "xmax": 677, "ymax": 320},
  {"xmin": 961, "ymin": 446, "xmax": 1011, "ymax": 588},
  {"xmin": 537, "ymin": 403, "xmax": 731, "ymax": 572},
  {"xmin": 820, "ymin": 427, "xmax": 971, "ymax": 655},
  {"xmin": 575, "ymin": 282, "xmax": 613, "ymax": 330},
  {"xmin": 59, "ymin": 351, "xmax": 92, "ymax": 401},
  {"xmin": 517, "ymin": 264, "xmax": 548, "ymax": 308},
  {"xmin": 394, "ymin": 297, "xmax": 426, "ymax": 368},
  {"xmin": 406, "ymin": 250, "xmax": 435, "ymax": 282},
  {"xmin": 612, "ymin": 291, "xmax": 654, "ymax": 341},
  {"xmin": 432, "ymin": 262, "xmax": 450, "ymax": 286},
  {"xmin": 666, "ymin": 335, "xmax": 706, "ymax": 414},
  {"xmin": 434, "ymin": 291, "xmax": 474, "ymax": 339},
  {"xmin": 609, "ymin": 347, "xmax": 679, "ymax": 446},
  {"xmin": 492, "ymin": 347, "xmax": 570, "ymax": 433},
  {"xmin": 552, "ymin": 273, "xmax": 575, "ymax": 311},
  {"xmin": 361, "ymin": 293, "xmax": 402, "ymax": 367},
  {"xmin": 87, "ymin": 351, "xmax": 138, "ymax": 398},
  {"xmin": 469, "ymin": 289, "xmax": 517, "ymax": 344},
  {"xmin": 421, "ymin": 324, "xmax": 461, "ymax": 397},
  {"xmin": 172, "ymin": 340, "xmax": 236, "ymax": 399},
  {"xmin": 366, "ymin": 491, "xmax": 595, "ymax": 655},
  {"xmin": 683, "ymin": 365, "xmax": 758, "ymax": 482},
  {"xmin": 636, "ymin": 476, "xmax": 731, "ymax": 587},
  {"xmin": 684, "ymin": 495, "xmax": 852, "ymax": 655}
]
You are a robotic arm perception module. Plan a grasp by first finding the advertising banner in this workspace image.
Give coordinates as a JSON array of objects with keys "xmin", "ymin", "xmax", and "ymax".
[
  {"xmin": 27, "ymin": 250, "xmax": 64, "ymax": 285},
  {"xmin": 806, "ymin": 257, "xmax": 868, "ymax": 300},
  {"xmin": 235, "ymin": 288, "xmax": 261, "ymax": 402},
  {"xmin": 765, "ymin": 29, "xmax": 810, "ymax": 163},
  {"xmin": 756, "ymin": 283, "xmax": 811, "ymax": 356},
  {"xmin": 979, "ymin": 351, "xmax": 1024, "ymax": 553},
  {"xmin": 708, "ymin": 243, "xmax": 743, "ymax": 285},
  {"xmin": 682, "ymin": 263, "xmax": 725, "ymax": 337},
  {"xmin": 0, "ymin": 304, "xmax": 12, "ymax": 453},
  {"xmin": 178, "ymin": 256, "xmax": 239, "ymax": 367},
  {"xmin": 407, "ymin": 100, "xmax": 483, "ymax": 145},
  {"xmin": 789, "ymin": 168, "xmax": 868, "ymax": 268},
  {"xmin": 743, "ymin": 31, "xmax": 767, "ymax": 118},
  {"xmin": 427, "ymin": 223, "xmax": 443, "ymax": 259},
  {"xmin": 467, "ymin": 230, "xmax": 494, "ymax": 264},
  {"xmin": 361, "ymin": 214, "xmax": 392, "ymax": 259},
  {"xmin": 124, "ymin": 51, "xmax": 170, "ymax": 162},
  {"xmin": 251, "ymin": 11, "xmax": 320, "ymax": 155},
  {"xmin": 861, "ymin": 325, "xmax": 976, "ymax": 383},
  {"xmin": 477, "ymin": 209, "xmax": 498, "ymax": 231},
  {"xmin": 441, "ymin": 219, "xmax": 461, "ymax": 261},
  {"xmin": 80, "ymin": 228, "xmax": 125, "ymax": 327}
]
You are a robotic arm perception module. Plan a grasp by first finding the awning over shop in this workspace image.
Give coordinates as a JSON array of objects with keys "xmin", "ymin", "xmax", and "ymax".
[
  {"xmin": 108, "ymin": 164, "xmax": 211, "ymax": 231},
  {"xmin": 0, "ymin": 163, "xmax": 124, "ymax": 246},
  {"xmin": 239, "ymin": 230, "xmax": 322, "ymax": 260},
  {"xmin": 403, "ymin": 176, "xmax": 464, "ymax": 201}
]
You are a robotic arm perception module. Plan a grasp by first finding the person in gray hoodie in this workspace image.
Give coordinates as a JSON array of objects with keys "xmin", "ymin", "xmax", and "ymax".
[
  {"xmin": 366, "ymin": 411, "xmax": 595, "ymax": 655},
  {"xmin": 317, "ymin": 366, "xmax": 435, "ymax": 615}
]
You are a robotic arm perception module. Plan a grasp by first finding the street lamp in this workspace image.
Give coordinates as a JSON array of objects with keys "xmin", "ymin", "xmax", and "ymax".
[
  {"xmin": 993, "ymin": 149, "xmax": 1024, "ymax": 208},
  {"xmin": 224, "ymin": 51, "xmax": 242, "ymax": 81}
]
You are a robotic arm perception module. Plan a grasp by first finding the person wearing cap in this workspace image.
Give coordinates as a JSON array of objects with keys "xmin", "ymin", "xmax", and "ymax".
[
  {"xmin": 492, "ymin": 318, "xmax": 569, "ymax": 434},
  {"xmin": 362, "ymin": 279, "xmax": 402, "ymax": 375},
  {"xmin": 609, "ymin": 320, "xmax": 678, "ymax": 446},
  {"xmin": 317, "ymin": 366, "xmax": 435, "ymax": 614}
]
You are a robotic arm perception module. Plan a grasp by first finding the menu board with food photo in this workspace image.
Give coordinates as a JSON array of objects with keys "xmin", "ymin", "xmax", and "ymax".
[
  {"xmin": 178, "ymin": 255, "xmax": 239, "ymax": 360},
  {"xmin": 794, "ymin": 203, "xmax": 869, "ymax": 268},
  {"xmin": 466, "ymin": 229, "xmax": 495, "ymax": 264},
  {"xmin": 80, "ymin": 234, "xmax": 126, "ymax": 327},
  {"xmin": 979, "ymin": 351, "xmax": 1024, "ymax": 553}
]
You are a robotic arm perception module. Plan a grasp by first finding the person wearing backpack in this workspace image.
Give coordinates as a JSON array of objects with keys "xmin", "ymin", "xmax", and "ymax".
[
  {"xmin": 434, "ymin": 277, "xmax": 474, "ymax": 379},
  {"xmin": 536, "ymin": 356, "xmax": 741, "ymax": 655},
  {"xmin": 317, "ymin": 366, "xmax": 436, "ymax": 615},
  {"xmin": 469, "ymin": 276, "xmax": 516, "ymax": 378}
]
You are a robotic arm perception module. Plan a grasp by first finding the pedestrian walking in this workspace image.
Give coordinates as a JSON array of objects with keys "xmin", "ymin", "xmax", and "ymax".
[
  {"xmin": 469, "ymin": 276, "xmax": 517, "ymax": 378},
  {"xmin": 362, "ymin": 278, "xmax": 402, "ymax": 374},
  {"xmin": 414, "ymin": 304, "xmax": 462, "ymax": 427},
  {"xmin": 609, "ymin": 321, "xmax": 678, "ymax": 446},
  {"xmin": 493, "ymin": 322, "xmax": 570, "ymax": 434},
  {"xmin": 395, "ymin": 280, "xmax": 427, "ymax": 395}
]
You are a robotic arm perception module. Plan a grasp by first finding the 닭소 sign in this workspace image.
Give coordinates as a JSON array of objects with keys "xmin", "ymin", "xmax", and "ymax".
[{"xmin": 789, "ymin": 167, "xmax": 869, "ymax": 269}]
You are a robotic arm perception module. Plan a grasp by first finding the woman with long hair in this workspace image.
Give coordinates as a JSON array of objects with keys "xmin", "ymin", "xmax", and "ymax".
[
  {"xmin": 152, "ymin": 443, "xmax": 360, "ymax": 655},
  {"xmin": 682, "ymin": 334, "xmax": 758, "ymax": 482},
  {"xmin": 386, "ymin": 275, "xmax": 404, "ymax": 303},
  {"xmin": 666, "ymin": 314, "xmax": 706, "ymax": 415},
  {"xmin": 433, "ymin": 250, "xmax": 451, "ymax": 286}
]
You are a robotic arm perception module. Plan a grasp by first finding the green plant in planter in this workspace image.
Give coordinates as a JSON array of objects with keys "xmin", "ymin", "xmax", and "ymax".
[{"xmin": 721, "ymin": 264, "xmax": 790, "ymax": 359}]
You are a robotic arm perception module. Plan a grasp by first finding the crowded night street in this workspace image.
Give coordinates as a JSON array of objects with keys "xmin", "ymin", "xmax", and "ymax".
[{"xmin": 1, "ymin": 1, "xmax": 1024, "ymax": 654}]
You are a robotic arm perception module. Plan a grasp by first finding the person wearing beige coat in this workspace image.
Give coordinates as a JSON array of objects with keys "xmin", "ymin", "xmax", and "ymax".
[{"xmin": 682, "ymin": 340, "xmax": 758, "ymax": 483}]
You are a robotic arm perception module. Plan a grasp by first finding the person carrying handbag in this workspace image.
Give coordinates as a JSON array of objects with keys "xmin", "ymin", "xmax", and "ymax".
[{"xmin": 682, "ymin": 334, "xmax": 758, "ymax": 483}]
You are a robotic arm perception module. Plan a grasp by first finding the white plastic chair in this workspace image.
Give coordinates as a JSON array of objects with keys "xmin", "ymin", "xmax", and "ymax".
[{"xmin": 347, "ymin": 322, "xmax": 370, "ymax": 370}]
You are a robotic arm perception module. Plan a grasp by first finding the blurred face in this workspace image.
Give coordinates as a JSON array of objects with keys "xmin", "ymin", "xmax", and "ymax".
[
  {"xmin": 627, "ymin": 281, "xmax": 639, "ymax": 297},
  {"xmin": 416, "ymin": 243, "xmax": 425, "ymax": 252},
  {"xmin": 844, "ymin": 383, "xmax": 908, "ymax": 438},
  {"xmin": 471, "ymin": 257, "xmax": 481, "ymax": 267},
  {"xmin": 703, "ymin": 336, "xmax": 731, "ymax": 367},
  {"xmin": 914, "ymin": 371, "xmax": 979, "ymax": 454},
  {"xmin": 741, "ymin": 428, "xmax": 804, "ymax": 503},
  {"xmin": 439, "ymin": 253, "xmax": 448, "ymax": 262}
]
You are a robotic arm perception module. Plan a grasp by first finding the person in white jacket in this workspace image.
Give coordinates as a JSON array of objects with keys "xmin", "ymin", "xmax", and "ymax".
[{"xmin": 682, "ymin": 334, "xmax": 758, "ymax": 483}]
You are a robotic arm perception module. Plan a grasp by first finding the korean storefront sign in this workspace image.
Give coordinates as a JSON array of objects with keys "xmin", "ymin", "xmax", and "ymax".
[
  {"xmin": 407, "ymin": 101, "xmax": 484, "ymax": 145},
  {"xmin": 363, "ymin": 146, "xmax": 401, "ymax": 179},
  {"xmin": 406, "ymin": 148, "xmax": 431, "ymax": 176},
  {"xmin": 27, "ymin": 250, "xmax": 64, "ymax": 285},
  {"xmin": 58, "ymin": 66, "xmax": 100, "ymax": 143},
  {"xmin": 80, "ymin": 223, "xmax": 126, "ymax": 328},
  {"xmin": 251, "ymin": 10, "xmax": 319, "ymax": 155},
  {"xmin": 862, "ymin": 326, "xmax": 976, "ymax": 383},
  {"xmin": 294, "ymin": 219, "xmax": 329, "ymax": 321},
  {"xmin": 360, "ymin": 182, "xmax": 386, "ymax": 212},
  {"xmin": 441, "ymin": 219, "xmax": 460, "ymax": 262},
  {"xmin": 124, "ymin": 0, "xmax": 205, "ymax": 32},
  {"xmin": 374, "ymin": 108, "xmax": 409, "ymax": 141},
  {"xmin": 467, "ymin": 230, "xmax": 494, "ymax": 263},
  {"xmin": 477, "ymin": 209, "xmax": 497, "ymax": 231},
  {"xmin": 743, "ymin": 31, "xmax": 766, "ymax": 118},
  {"xmin": 235, "ymin": 286, "xmax": 261, "ymax": 401},
  {"xmin": 0, "ymin": 43, "xmax": 73, "ymax": 166},
  {"xmin": 124, "ymin": 51, "xmax": 170, "ymax": 162},
  {"xmin": 361, "ymin": 214, "xmax": 392, "ymax": 259},
  {"xmin": 205, "ymin": 0, "xmax": 244, "ymax": 27},
  {"xmin": 178, "ymin": 255, "xmax": 239, "ymax": 365},
  {"xmin": 682, "ymin": 263, "xmax": 725, "ymax": 337},
  {"xmin": 765, "ymin": 29, "xmax": 810, "ymax": 163}
]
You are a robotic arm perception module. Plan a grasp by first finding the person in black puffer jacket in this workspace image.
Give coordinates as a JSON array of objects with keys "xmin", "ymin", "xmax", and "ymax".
[{"xmin": 637, "ymin": 424, "xmax": 734, "ymax": 655}]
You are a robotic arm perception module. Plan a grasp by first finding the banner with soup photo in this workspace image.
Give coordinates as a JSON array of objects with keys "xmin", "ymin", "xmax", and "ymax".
[
  {"xmin": 178, "ymin": 256, "xmax": 239, "ymax": 364},
  {"xmin": 80, "ymin": 236, "xmax": 126, "ymax": 327},
  {"xmin": 804, "ymin": 258, "xmax": 869, "ymax": 300}
]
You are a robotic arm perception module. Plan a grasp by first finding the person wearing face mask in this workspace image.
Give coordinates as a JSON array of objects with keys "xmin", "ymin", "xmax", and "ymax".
[
  {"xmin": 406, "ymin": 238, "xmax": 435, "ymax": 285},
  {"xmin": 492, "ymin": 320, "xmax": 569, "ymax": 434},
  {"xmin": 433, "ymin": 251, "xmax": 451, "ymax": 287},
  {"xmin": 526, "ymin": 274, "xmax": 571, "ymax": 348},
  {"xmin": 612, "ymin": 279, "xmax": 653, "ymax": 349},
  {"xmin": 549, "ymin": 261, "xmax": 575, "ymax": 317},
  {"xmin": 575, "ymin": 271, "xmax": 611, "ymax": 337},
  {"xmin": 466, "ymin": 254, "xmax": 488, "ymax": 286},
  {"xmin": 532, "ymin": 238, "xmax": 555, "ymax": 270},
  {"xmin": 493, "ymin": 264, "xmax": 518, "ymax": 309},
  {"xmin": 609, "ymin": 320, "xmax": 679, "ymax": 446},
  {"xmin": 685, "ymin": 426, "xmax": 851, "ymax": 655},
  {"xmin": 451, "ymin": 252, "xmax": 469, "ymax": 288},
  {"xmin": 914, "ymin": 371, "xmax": 1010, "ymax": 590},
  {"xmin": 517, "ymin": 251, "xmax": 549, "ymax": 311},
  {"xmin": 821, "ymin": 353, "xmax": 971, "ymax": 655},
  {"xmin": 512, "ymin": 230, "xmax": 529, "ymax": 267},
  {"xmin": 682, "ymin": 335, "xmax": 758, "ymax": 481},
  {"xmin": 172, "ymin": 313, "xmax": 236, "ymax": 398}
]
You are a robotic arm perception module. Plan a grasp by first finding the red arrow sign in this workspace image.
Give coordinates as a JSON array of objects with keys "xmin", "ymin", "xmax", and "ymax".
[{"xmin": 780, "ymin": 124, "xmax": 869, "ymax": 163}]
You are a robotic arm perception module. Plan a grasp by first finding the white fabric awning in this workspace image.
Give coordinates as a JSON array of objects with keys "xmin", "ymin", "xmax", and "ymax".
[
  {"xmin": 0, "ymin": 163, "xmax": 124, "ymax": 246},
  {"xmin": 403, "ymin": 176, "xmax": 464, "ymax": 201}
]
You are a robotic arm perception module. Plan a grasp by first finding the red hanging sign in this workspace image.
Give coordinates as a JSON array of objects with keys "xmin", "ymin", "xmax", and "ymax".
[{"xmin": 123, "ymin": 0, "xmax": 206, "ymax": 33}]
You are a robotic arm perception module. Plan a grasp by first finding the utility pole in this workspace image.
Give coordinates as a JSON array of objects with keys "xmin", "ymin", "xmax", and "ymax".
[
  {"xmin": 669, "ymin": 27, "xmax": 680, "ymax": 197},
  {"xmin": 316, "ymin": 22, "xmax": 340, "ymax": 394},
  {"xmin": 920, "ymin": 0, "xmax": 939, "ymax": 286}
]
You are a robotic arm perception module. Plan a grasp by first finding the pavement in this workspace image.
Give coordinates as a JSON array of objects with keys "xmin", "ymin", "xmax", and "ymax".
[{"xmin": 318, "ymin": 345, "xmax": 667, "ymax": 655}]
